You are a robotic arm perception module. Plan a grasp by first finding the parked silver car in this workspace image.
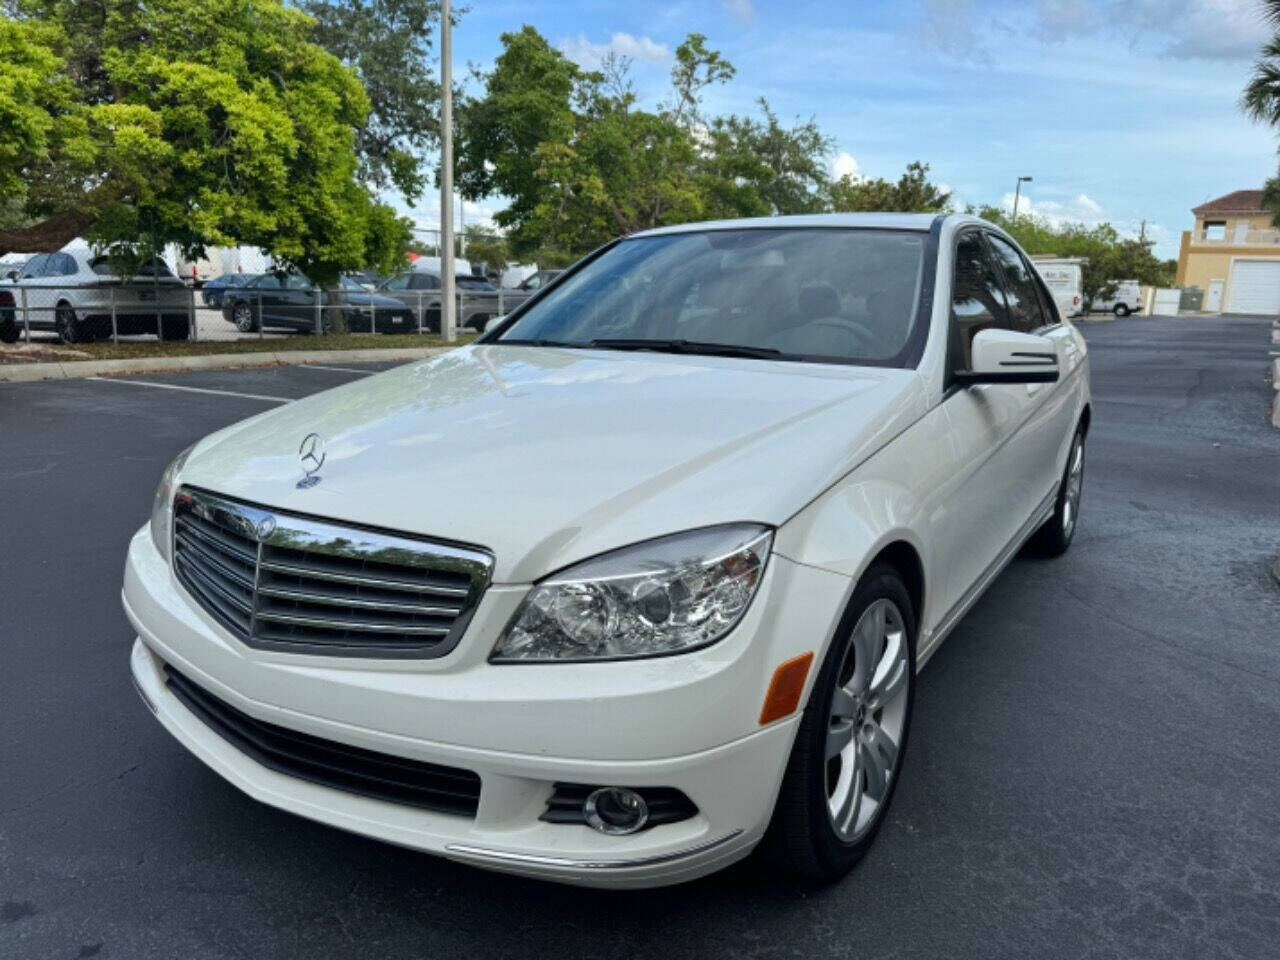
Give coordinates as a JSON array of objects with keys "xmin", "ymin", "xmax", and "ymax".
[
  {"xmin": 2, "ymin": 250, "xmax": 190, "ymax": 342},
  {"xmin": 378, "ymin": 271, "xmax": 512, "ymax": 332}
]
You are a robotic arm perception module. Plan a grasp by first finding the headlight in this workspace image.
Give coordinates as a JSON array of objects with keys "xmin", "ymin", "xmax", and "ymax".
[
  {"xmin": 491, "ymin": 524, "xmax": 772, "ymax": 663},
  {"xmin": 149, "ymin": 444, "xmax": 195, "ymax": 563}
]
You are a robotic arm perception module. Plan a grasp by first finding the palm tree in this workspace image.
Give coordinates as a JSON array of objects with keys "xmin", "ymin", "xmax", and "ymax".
[
  {"xmin": 1243, "ymin": 3, "xmax": 1280, "ymax": 224},
  {"xmin": 1243, "ymin": 2, "xmax": 1280, "ymax": 123}
]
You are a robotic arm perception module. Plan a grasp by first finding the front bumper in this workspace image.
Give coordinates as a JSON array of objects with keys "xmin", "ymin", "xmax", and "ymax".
[{"xmin": 123, "ymin": 525, "xmax": 852, "ymax": 887}]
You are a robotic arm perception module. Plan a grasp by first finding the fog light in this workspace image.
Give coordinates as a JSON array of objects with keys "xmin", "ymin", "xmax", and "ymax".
[{"xmin": 584, "ymin": 787, "xmax": 649, "ymax": 835}]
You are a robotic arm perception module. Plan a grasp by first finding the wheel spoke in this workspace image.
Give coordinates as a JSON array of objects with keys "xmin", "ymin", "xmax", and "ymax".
[
  {"xmin": 868, "ymin": 629, "xmax": 906, "ymax": 706},
  {"xmin": 830, "ymin": 685, "xmax": 859, "ymax": 720},
  {"xmin": 833, "ymin": 763, "xmax": 864, "ymax": 835},
  {"xmin": 826, "ymin": 719, "xmax": 855, "ymax": 760},
  {"xmin": 850, "ymin": 602, "xmax": 885, "ymax": 691},
  {"xmin": 860, "ymin": 722, "xmax": 898, "ymax": 801}
]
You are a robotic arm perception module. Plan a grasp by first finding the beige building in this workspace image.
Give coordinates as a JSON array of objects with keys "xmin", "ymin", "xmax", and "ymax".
[{"xmin": 1176, "ymin": 189, "xmax": 1280, "ymax": 314}]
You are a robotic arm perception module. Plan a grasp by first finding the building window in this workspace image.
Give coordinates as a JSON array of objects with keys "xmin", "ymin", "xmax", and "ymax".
[{"xmin": 1203, "ymin": 221, "xmax": 1226, "ymax": 240}]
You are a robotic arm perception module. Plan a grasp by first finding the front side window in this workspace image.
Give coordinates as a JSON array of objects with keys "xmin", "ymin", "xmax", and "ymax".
[
  {"xmin": 22, "ymin": 254, "xmax": 49, "ymax": 278},
  {"xmin": 950, "ymin": 231, "xmax": 1009, "ymax": 370},
  {"xmin": 410, "ymin": 274, "xmax": 440, "ymax": 291},
  {"xmin": 382, "ymin": 273, "xmax": 410, "ymax": 291},
  {"xmin": 498, "ymin": 229, "xmax": 928, "ymax": 366},
  {"xmin": 985, "ymin": 235, "xmax": 1047, "ymax": 334}
]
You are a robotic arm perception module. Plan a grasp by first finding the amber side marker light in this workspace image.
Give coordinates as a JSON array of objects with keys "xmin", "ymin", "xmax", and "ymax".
[{"xmin": 759, "ymin": 652, "xmax": 815, "ymax": 725}]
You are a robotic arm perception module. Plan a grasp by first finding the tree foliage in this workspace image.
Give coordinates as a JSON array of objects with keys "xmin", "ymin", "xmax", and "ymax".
[
  {"xmin": 829, "ymin": 161, "xmax": 951, "ymax": 213},
  {"xmin": 299, "ymin": 0, "xmax": 441, "ymax": 202},
  {"xmin": 0, "ymin": 0, "xmax": 408, "ymax": 282},
  {"xmin": 457, "ymin": 27, "xmax": 955, "ymax": 262}
]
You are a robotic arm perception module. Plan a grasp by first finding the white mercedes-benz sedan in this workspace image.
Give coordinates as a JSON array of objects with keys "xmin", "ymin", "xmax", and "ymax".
[{"xmin": 123, "ymin": 214, "xmax": 1090, "ymax": 888}]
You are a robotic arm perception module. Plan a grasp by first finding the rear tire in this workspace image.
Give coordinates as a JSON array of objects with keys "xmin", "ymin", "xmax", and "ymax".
[
  {"xmin": 0, "ymin": 315, "xmax": 17, "ymax": 344},
  {"xmin": 1113, "ymin": 304, "xmax": 1130, "ymax": 317},
  {"xmin": 762, "ymin": 563, "xmax": 916, "ymax": 881},
  {"xmin": 56, "ymin": 303, "xmax": 83, "ymax": 344},
  {"xmin": 1029, "ymin": 426, "xmax": 1085, "ymax": 557}
]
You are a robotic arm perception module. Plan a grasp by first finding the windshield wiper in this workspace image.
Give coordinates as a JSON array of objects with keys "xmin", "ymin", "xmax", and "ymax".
[{"xmin": 588, "ymin": 338, "xmax": 789, "ymax": 360}]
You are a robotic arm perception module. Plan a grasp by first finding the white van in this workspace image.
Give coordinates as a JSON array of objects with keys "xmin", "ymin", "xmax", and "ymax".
[
  {"xmin": 1088, "ymin": 279, "xmax": 1142, "ymax": 317},
  {"xmin": 1030, "ymin": 258, "xmax": 1085, "ymax": 319}
]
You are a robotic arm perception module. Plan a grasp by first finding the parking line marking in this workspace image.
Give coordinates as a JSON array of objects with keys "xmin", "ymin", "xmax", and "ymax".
[
  {"xmin": 88, "ymin": 377, "xmax": 292, "ymax": 403},
  {"xmin": 300, "ymin": 364, "xmax": 376, "ymax": 374}
]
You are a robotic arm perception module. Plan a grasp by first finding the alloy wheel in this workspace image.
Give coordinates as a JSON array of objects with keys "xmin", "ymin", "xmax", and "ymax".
[
  {"xmin": 1062, "ymin": 436, "xmax": 1084, "ymax": 538},
  {"xmin": 233, "ymin": 303, "xmax": 254, "ymax": 332},
  {"xmin": 825, "ymin": 598, "xmax": 910, "ymax": 842}
]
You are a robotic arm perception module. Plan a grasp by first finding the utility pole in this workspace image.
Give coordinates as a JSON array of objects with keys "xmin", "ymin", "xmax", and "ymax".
[
  {"xmin": 1140, "ymin": 220, "xmax": 1147, "ymax": 243},
  {"xmin": 439, "ymin": 0, "xmax": 456, "ymax": 342},
  {"xmin": 1012, "ymin": 175, "xmax": 1033, "ymax": 220}
]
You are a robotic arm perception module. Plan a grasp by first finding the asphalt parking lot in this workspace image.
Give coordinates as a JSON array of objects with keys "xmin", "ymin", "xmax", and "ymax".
[{"xmin": 2, "ymin": 314, "xmax": 1278, "ymax": 960}]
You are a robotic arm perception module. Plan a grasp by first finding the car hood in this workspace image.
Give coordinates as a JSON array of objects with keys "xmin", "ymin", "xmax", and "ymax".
[{"xmin": 180, "ymin": 345, "xmax": 926, "ymax": 582}]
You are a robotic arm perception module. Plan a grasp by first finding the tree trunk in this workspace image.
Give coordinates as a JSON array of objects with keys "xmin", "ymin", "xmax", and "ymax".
[{"xmin": 0, "ymin": 183, "xmax": 119, "ymax": 257}]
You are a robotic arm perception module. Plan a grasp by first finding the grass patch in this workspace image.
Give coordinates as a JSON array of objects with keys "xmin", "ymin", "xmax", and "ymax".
[{"xmin": 3, "ymin": 332, "xmax": 474, "ymax": 363}]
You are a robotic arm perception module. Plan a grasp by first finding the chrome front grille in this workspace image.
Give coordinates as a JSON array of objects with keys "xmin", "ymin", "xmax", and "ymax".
[{"xmin": 172, "ymin": 487, "xmax": 492, "ymax": 658}]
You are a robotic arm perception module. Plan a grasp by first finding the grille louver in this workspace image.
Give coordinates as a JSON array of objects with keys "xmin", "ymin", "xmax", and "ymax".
[{"xmin": 173, "ymin": 487, "xmax": 492, "ymax": 658}]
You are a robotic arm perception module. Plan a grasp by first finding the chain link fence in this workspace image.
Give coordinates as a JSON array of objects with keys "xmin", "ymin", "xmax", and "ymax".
[{"xmin": 0, "ymin": 281, "xmax": 504, "ymax": 345}]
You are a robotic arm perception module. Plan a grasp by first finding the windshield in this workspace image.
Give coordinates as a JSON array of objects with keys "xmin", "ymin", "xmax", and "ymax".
[
  {"xmin": 496, "ymin": 228, "xmax": 928, "ymax": 366},
  {"xmin": 89, "ymin": 256, "xmax": 175, "ymax": 278}
]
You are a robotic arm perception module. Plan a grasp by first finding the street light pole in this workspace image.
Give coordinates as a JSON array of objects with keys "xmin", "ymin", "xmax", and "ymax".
[
  {"xmin": 439, "ymin": 0, "xmax": 456, "ymax": 342},
  {"xmin": 1012, "ymin": 175, "xmax": 1033, "ymax": 220}
]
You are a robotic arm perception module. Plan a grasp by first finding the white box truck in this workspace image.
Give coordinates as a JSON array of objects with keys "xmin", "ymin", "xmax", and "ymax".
[{"xmin": 1030, "ymin": 257, "xmax": 1085, "ymax": 319}]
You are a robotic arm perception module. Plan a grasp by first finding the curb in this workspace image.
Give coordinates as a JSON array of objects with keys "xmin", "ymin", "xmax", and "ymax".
[
  {"xmin": 1274, "ymin": 392, "xmax": 1280, "ymax": 429},
  {"xmin": 0, "ymin": 346, "xmax": 450, "ymax": 383},
  {"xmin": 1273, "ymin": 357, "xmax": 1280, "ymax": 391}
]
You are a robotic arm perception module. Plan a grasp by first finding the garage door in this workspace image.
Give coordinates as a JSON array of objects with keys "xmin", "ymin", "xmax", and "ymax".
[{"xmin": 1226, "ymin": 259, "xmax": 1280, "ymax": 314}]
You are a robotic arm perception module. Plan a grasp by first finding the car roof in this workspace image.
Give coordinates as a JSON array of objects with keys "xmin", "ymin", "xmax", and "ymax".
[{"xmin": 631, "ymin": 212, "xmax": 946, "ymax": 238}]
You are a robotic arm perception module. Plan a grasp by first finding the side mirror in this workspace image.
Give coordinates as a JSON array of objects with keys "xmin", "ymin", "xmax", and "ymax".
[{"xmin": 954, "ymin": 328, "xmax": 1059, "ymax": 386}]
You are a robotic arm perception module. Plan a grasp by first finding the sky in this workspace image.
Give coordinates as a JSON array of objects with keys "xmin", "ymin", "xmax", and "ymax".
[{"xmin": 409, "ymin": 0, "xmax": 1280, "ymax": 259}]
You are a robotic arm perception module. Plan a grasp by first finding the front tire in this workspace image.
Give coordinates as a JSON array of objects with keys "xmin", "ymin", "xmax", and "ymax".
[
  {"xmin": 232, "ymin": 302, "xmax": 257, "ymax": 333},
  {"xmin": 1113, "ymin": 304, "xmax": 1130, "ymax": 317},
  {"xmin": 0, "ymin": 315, "xmax": 17, "ymax": 344},
  {"xmin": 764, "ymin": 563, "xmax": 916, "ymax": 881},
  {"xmin": 1029, "ymin": 426, "xmax": 1085, "ymax": 557}
]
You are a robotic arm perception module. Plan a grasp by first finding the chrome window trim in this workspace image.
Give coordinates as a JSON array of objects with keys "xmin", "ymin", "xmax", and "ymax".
[{"xmin": 174, "ymin": 486, "xmax": 493, "ymax": 659}]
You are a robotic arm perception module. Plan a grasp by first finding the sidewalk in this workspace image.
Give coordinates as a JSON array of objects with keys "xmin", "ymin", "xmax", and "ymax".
[{"xmin": 0, "ymin": 344, "xmax": 451, "ymax": 382}]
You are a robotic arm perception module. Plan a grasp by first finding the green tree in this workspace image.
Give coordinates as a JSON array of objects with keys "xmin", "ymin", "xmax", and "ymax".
[
  {"xmin": 0, "ymin": 0, "xmax": 406, "ymax": 283},
  {"xmin": 828, "ymin": 161, "xmax": 951, "ymax": 213},
  {"xmin": 458, "ymin": 27, "xmax": 711, "ymax": 260},
  {"xmin": 698, "ymin": 101, "xmax": 833, "ymax": 218},
  {"xmin": 299, "ymin": 0, "xmax": 441, "ymax": 201},
  {"xmin": 1241, "ymin": 2, "xmax": 1280, "ymax": 225}
]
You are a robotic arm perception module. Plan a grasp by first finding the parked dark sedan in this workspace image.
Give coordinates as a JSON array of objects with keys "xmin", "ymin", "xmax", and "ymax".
[
  {"xmin": 221, "ymin": 274, "xmax": 418, "ymax": 334},
  {"xmin": 201, "ymin": 272, "xmax": 255, "ymax": 308}
]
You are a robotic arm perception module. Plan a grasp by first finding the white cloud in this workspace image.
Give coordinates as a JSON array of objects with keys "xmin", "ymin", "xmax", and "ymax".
[
  {"xmin": 1029, "ymin": 0, "xmax": 1269, "ymax": 60},
  {"xmin": 1001, "ymin": 191, "xmax": 1106, "ymax": 226},
  {"xmin": 559, "ymin": 32, "xmax": 669, "ymax": 69},
  {"xmin": 831, "ymin": 151, "xmax": 860, "ymax": 180},
  {"xmin": 724, "ymin": 0, "xmax": 756, "ymax": 23}
]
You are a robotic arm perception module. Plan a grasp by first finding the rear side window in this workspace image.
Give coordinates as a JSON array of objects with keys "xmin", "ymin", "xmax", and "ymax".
[
  {"xmin": 986, "ymin": 235, "xmax": 1047, "ymax": 333},
  {"xmin": 410, "ymin": 274, "xmax": 440, "ymax": 291},
  {"xmin": 950, "ymin": 231, "xmax": 1009, "ymax": 369}
]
